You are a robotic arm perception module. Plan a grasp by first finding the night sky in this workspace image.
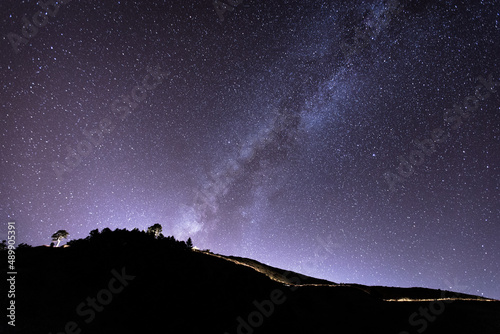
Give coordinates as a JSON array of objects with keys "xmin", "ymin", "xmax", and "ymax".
[{"xmin": 1, "ymin": 0, "xmax": 499, "ymax": 299}]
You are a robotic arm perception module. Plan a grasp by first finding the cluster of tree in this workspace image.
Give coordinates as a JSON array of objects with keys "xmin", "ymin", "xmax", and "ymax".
[
  {"xmin": 0, "ymin": 240, "xmax": 32, "ymax": 250},
  {"xmin": 0, "ymin": 225, "xmax": 194, "ymax": 251},
  {"xmin": 62, "ymin": 224, "xmax": 194, "ymax": 251}
]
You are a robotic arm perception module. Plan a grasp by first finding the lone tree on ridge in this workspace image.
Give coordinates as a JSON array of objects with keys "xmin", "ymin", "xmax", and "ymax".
[
  {"xmin": 51, "ymin": 230, "xmax": 69, "ymax": 247},
  {"xmin": 147, "ymin": 224, "xmax": 162, "ymax": 238}
]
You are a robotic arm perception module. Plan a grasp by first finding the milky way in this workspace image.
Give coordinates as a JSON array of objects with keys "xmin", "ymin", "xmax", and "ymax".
[{"xmin": 1, "ymin": 0, "xmax": 499, "ymax": 299}]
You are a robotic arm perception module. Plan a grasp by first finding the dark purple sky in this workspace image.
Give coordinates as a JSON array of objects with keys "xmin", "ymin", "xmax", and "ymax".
[{"xmin": 1, "ymin": 0, "xmax": 499, "ymax": 299}]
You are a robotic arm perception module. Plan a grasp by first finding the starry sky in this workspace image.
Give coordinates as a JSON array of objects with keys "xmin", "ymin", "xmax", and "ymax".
[{"xmin": 1, "ymin": 0, "xmax": 499, "ymax": 299}]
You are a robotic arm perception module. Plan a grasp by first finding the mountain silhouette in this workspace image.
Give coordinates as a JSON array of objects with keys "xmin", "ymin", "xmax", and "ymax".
[{"xmin": 3, "ymin": 228, "xmax": 499, "ymax": 334}]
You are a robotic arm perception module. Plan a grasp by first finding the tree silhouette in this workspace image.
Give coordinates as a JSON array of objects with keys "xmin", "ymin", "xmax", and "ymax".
[
  {"xmin": 89, "ymin": 229, "xmax": 100, "ymax": 238},
  {"xmin": 186, "ymin": 237, "xmax": 193, "ymax": 249},
  {"xmin": 0, "ymin": 240, "xmax": 6, "ymax": 251},
  {"xmin": 51, "ymin": 230, "xmax": 69, "ymax": 247},
  {"xmin": 147, "ymin": 224, "xmax": 162, "ymax": 238}
]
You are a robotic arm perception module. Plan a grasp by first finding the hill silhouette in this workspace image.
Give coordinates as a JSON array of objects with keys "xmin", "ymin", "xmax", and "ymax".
[{"xmin": 2, "ymin": 228, "xmax": 499, "ymax": 334}]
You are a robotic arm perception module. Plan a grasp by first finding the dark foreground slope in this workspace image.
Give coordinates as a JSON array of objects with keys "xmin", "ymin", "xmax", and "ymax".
[{"xmin": 2, "ymin": 229, "xmax": 499, "ymax": 334}]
